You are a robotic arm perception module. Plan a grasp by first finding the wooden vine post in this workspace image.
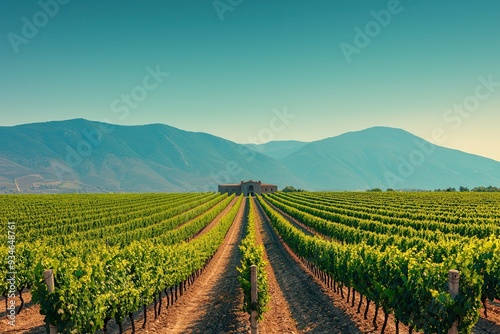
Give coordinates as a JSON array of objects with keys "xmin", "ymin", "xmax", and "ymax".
[
  {"xmin": 250, "ymin": 265, "xmax": 258, "ymax": 334},
  {"xmin": 448, "ymin": 269, "xmax": 460, "ymax": 334},
  {"xmin": 43, "ymin": 270, "xmax": 58, "ymax": 334}
]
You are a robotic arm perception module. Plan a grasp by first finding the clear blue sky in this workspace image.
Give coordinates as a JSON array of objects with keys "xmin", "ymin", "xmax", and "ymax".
[{"xmin": 1, "ymin": 0, "xmax": 500, "ymax": 160}]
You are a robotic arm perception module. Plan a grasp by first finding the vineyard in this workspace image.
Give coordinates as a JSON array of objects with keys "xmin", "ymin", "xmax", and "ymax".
[{"xmin": 1, "ymin": 192, "xmax": 500, "ymax": 333}]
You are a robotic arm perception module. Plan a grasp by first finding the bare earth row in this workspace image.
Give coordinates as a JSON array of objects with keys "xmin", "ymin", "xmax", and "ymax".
[{"xmin": 2, "ymin": 196, "xmax": 500, "ymax": 333}]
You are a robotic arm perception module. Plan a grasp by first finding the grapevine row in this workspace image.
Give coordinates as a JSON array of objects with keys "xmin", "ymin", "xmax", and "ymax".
[
  {"xmin": 268, "ymin": 193, "xmax": 499, "ymax": 238},
  {"xmin": 29, "ymin": 195, "xmax": 243, "ymax": 333},
  {"xmin": 264, "ymin": 194, "xmax": 500, "ymax": 306},
  {"xmin": 286, "ymin": 191, "xmax": 500, "ymax": 222},
  {"xmin": 237, "ymin": 196, "xmax": 270, "ymax": 320},
  {"xmin": 257, "ymin": 195, "xmax": 500, "ymax": 333},
  {"xmin": 0, "ymin": 193, "xmax": 234, "ymax": 313}
]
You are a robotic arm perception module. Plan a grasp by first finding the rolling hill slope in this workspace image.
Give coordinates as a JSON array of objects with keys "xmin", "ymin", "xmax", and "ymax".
[
  {"xmin": 1, "ymin": 121, "xmax": 499, "ymax": 192},
  {"xmin": 281, "ymin": 127, "xmax": 500, "ymax": 190},
  {"xmin": 0, "ymin": 119, "xmax": 304, "ymax": 193},
  {"xmin": 242, "ymin": 140, "xmax": 307, "ymax": 160}
]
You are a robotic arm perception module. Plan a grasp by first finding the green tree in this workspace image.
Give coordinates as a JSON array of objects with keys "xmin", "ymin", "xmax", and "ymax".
[{"xmin": 282, "ymin": 186, "xmax": 305, "ymax": 192}]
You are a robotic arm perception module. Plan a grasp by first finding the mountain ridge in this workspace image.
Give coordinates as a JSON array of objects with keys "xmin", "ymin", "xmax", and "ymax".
[
  {"xmin": 281, "ymin": 126, "xmax": 500, "ymax": 190},
  {"xmin": 0, "ymin": 119, "xmax": 305, "ymax": 193},
  {"xmin": 1, "ymin": 119, "xmax": 499, "ymax": 193}
]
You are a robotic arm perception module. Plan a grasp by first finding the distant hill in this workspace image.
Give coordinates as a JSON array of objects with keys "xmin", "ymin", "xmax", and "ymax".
[
  {"xmin": 243, "ymin": 140, "xmax": 307, "ymax": 160},
  {"xmin": 0, "ymin": 119, "xmax": 304, "ymax": 193},
  {"xmin": 281, "ymin": 127, "xmax": 500, "ymax": 190},
  {"xmin": 1, "ymin": 121, "xmax": 499, "ymax": 193}
]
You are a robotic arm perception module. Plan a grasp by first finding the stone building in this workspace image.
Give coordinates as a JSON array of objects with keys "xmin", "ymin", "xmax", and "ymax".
[{"xmin": 218, "ymin": 180, "xmax": 278, "ymax": 196}]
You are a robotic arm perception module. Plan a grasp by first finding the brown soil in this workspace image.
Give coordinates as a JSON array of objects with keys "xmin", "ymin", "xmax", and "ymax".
[
  {"xmin": 0, "ymin": 198, "xmax": 246, "ymax": 334},
  {"xmin": 259, "ymin": 197, "xmax": 500, "ymax": 334},
  {"xmin": 473, "ymin": 300, "xmax": 500, "ymax": 334},
  {"xmin": 254, "ymin": 197, "xmax": 362, "ymax": 333},
  {"xmin": 0, "ymin": 290, "xmax": 45, "ymax": 334},
  {"xmin": 3, "ymin": 196, "xmax": 500, "ymax": 334},
  {"xmin": 265, "ymin": 199, "xmax": 317, "ymax": 238},
  {"xmin": 187, "ymin": 196, "xmax": 239, "ymax": 239},
  {"xmin": 251, "ymin": 197, "xmax": 300, "ymax": 333},
  {"xmin": 146, "ymin": 195, "xmax": 248, "ymax": 334}
]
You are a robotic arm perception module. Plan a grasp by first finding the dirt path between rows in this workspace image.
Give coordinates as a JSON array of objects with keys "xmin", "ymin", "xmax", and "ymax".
[
  {"xmin": 473, "ymin": 302, "xmax": 500, "ymax": 334},
  {"xmin": 0, "ymin": 197, "xmax": 247, "ymax": 334},
  {"xmin": 187, "ymin": 196, "xmax": 239, "ymax": 240},
  {"xmin": 251, "ymin": 197, "xmax": 300, "ymax": 333},
  {"xmin": 254, "ymin": 197, "xmax": 362, "ymax": 333},
  {"xmin": 261, "ymin": 197, "xmax": 500, "ymax": 334},
  {"xmin": 4, "ymin": 194, "xmax": 499, "ymax": 334},
  {"xmin": 124, "ymin": 196, "xmax": 248, "ymax": 334}
]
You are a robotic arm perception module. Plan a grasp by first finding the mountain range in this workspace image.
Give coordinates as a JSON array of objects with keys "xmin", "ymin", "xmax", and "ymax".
[{"xmin": 1, "ymin": 119, "xmax": 499, "ymax": 193}]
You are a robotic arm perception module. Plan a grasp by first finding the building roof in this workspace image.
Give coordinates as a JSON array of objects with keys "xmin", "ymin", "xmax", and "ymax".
[{"xmin": 219, "ymin": 180, "xmax": 277, "ymax": 187}]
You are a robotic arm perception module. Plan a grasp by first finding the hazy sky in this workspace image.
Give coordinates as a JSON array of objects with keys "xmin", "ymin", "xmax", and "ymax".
[{"xmin": 1, "ymin": 0, "xmax": 500, "ymax": 161}]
